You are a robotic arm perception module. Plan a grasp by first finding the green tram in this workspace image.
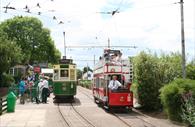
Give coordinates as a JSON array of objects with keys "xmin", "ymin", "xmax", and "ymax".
[{"xmin": 53, "ymin": 58, "xmax": 77, "ymax": 100}]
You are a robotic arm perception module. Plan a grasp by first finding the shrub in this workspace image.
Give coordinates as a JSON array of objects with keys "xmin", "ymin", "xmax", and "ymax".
[
  {"xmin": 133, "ymin": 51, "xmax": 162, "ymax": 110},
  {"xmin": 186, "ymin": 63, "xmax": 195, "ymax": 80},
  {"xmin": 79, "ymin": 80, "xmax": 92, "ymax": 89},
  {"xmin": 181, "ymin": 91, "xmax": 195, "ymax": 126},
  {"xmin": 131, "ymin": 83, "xmax": 138, "ymax": 99},
  {"xmin": 1, "ymin": 73, "xmax": 15, "ymax": 87},
  {"xmin": 160, "ymin": 79, "xmax": 195, "ymax": 121}
]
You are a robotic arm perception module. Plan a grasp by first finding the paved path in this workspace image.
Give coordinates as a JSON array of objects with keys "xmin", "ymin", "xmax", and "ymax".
[
  {"xmin": 0, "ymin": 86, "xmax": 186, "ymax": 127},
  {"xmin": 0, "ymin": 96, "xmax": 68, "ymax": 127}
]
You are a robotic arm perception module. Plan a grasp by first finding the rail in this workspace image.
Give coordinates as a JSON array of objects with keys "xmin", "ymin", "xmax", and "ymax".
[{"xmin": 0, "ymin": 97, "xmax": 7, "ymax": 115}]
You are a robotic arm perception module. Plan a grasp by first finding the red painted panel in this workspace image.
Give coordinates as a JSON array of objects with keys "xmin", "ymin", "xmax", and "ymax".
[{"xmin": 108, "ymin": 91, "xmax": 133, "ymax": 106}]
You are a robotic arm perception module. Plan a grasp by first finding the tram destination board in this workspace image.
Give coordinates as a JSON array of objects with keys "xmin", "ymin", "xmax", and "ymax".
[{"xmin": 59, "ymin": 59, "xmax": 73, "ymax": 64}]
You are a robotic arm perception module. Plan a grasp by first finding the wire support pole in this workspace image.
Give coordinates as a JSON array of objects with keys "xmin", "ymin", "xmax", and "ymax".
[
  {"xmin": 63, "ymin": 31, "xmax": 66, "ymax": 58},
  {"xmin": 180, "ymin": 0, "xmax": 186, "ymax": 78}
]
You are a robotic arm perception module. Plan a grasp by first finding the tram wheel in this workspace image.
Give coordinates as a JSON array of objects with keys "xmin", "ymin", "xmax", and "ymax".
[{"xmin": 125, "ymin": 107, "xmax": 132, "ymax": 113}]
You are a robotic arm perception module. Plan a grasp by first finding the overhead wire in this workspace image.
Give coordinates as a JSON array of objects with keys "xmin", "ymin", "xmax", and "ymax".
[
  {"xmin": 129, "ymin": 2, "xmax": 178, "ymax": 11},
  {"xmin": 97, "ymin": 0, "xmax": 127, "ymax": 47},
  {"xmin": 1, "ymin": 0, "xmax": 67, "ymax": 25},
  {"xmin": 1, "ymin": 0, "xmax": 185, "ymax": 63}
]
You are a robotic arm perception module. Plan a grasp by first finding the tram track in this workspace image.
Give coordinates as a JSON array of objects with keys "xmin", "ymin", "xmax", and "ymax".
[
  {"xmin": 57, "ymin": 101, "xmax": 96, "ymax": 127},
  {"xmin": 131, "ymin": 109, "xmax": 157, "ymax": 127},
  {"xmin": 57, "ymin": 103, "xmax": 71, "ymax": 127},
  {"xmin": 78, "ymin": 86, "xmax": 132, "ymax": 127},
  {"xmin": 70, "ymin": 103, "xmax": 96, "ymax": 127},
  {"xmin": 78, "ymin": 86, "xmax": 158, "ymax": 127}
]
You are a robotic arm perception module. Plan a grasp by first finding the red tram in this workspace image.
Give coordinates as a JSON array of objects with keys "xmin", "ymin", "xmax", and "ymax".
[{"xmin": 92, "ymin": 49, "xmax": 133, "ymax": 110}]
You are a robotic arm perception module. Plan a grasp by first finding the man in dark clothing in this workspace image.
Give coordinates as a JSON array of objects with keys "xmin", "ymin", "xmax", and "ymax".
[{"xmin": 42, "ymin": 77, "xmax": 49, "ymax": 103}]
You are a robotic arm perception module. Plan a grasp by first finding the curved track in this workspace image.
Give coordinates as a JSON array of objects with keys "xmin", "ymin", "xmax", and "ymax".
[
  {"xmin": 78, "ymin": 86, "xmax": 158, "ymax": 127},
  {"xmin": 77, "ymin": 87, "xmax": 132, "ymax": 127},
  {"xmin": 57, "ymin": 102, "xmax": 96, "ymax": 127},
  {"xmin": 70, "ymin": 103, "xmax": 96, "ymax": 127},
  {"xmin": 57, "ymin": 103, "xmax": 71, "ymax": 127}
]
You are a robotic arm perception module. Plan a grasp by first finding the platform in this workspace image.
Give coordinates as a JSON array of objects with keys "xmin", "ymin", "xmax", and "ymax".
[{"xmin": 0, "ymin": 95, "xmax": 67, "ymax": 127}]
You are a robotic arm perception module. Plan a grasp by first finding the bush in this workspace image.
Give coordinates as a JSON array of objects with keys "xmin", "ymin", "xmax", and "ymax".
[
  {"xmin": 131, "ymin": 83, "xmax": 138, "ymax": 99},
  {"xmin": 181, "ymin": 91, "xmax": 195, "ymax": 126},
  {"xmin": 160, "ymin": 79, "xmax": 195, "ymax": 121},
  {"xmin": 0, "ymin": 73, "xmax": 15, "ymax": 87},
  {"xmin": 79, "ymin": 80, "xmax": 92, "ymax": 89},
  {"xmin": 133, "ymin": 51, "xmax": 162, "ymax": 110},
  {"xmin": 186, "ymin": 63, "xmax": 195, "ymax": 80}
]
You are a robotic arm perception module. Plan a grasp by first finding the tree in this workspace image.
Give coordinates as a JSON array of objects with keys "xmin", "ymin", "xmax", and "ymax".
[
  {"xmin": 186, "ymin": 62, "xmax": 195, "ymax": 80},
  {"xmin": 158, "ymin": 52, "xmax": 182, "ymax": 84},
  {"xmin": 133, "ymin": 51, "xmax": 162, "ymax": 110},
  {"xmin": 0, "ymin": 16, "xmax": 61, "ymax": 64},
  {"xmin": 133, "ymin": 51, "xmax": 183, "ymax": 110},
  {"xmin": 83, "ymin": 66, "xmax": 93, "ymax": 74},
  {"xmin": 0, "ymin": 30, "xmax": 22, "ymax": 87},
  {"xmin": 77, "ymin": 69, "xmax": 82, "ymax": 79}
]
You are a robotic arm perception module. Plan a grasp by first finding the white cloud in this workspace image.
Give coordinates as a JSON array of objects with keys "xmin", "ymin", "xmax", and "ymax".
[{"xmin": 0, "ymin": 0, "xmax": 195, "ymax": 68}]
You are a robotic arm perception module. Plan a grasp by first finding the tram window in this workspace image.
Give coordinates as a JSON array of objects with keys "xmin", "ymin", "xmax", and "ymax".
[
  {"xmin": 100, "ymin": 78, "xmax": 105, "ymax": 87},
  {"xmin": 61, "ymin": 70, "xmax": 69, "ymax": 77},
  {"xmin": 95, "ymin": 78, "xmax": 99, "ymax": 87},
  {"xmin": 54, "ymin": 70, "xmax": 59, "ymax": 80}
]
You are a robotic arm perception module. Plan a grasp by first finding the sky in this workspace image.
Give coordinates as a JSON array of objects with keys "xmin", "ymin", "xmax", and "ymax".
[{"xmin": 0, "ymin": 0, "xmax": 195, "ymax": 69}]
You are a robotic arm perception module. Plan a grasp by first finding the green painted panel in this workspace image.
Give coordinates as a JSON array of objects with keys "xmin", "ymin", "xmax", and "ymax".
[{"xmin": 53, "ymin": 81, "xmax": 77, "ymax": 96}]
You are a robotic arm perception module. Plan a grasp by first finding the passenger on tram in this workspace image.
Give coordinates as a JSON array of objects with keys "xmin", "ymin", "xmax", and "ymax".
[{"xmin": 108, "ymin": 75, "xmax": 122, "ymax": 90}]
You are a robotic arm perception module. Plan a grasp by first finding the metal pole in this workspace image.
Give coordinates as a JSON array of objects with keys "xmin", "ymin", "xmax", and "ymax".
[
  {"xmin": 0, "ymin": 0, "xmax": 3, "ymax": 23},
  {"xmin": 108, "ymin": 38, "xmax": 110, "ymax": 48},
  {"xmin": 87, "ymin": 63, "xmax": 88, "ymax": 80},
  {"xmin": 94, "ymin": 55, "xmax": 95, "ymax": 67},
  {"xmin": 0, "ymin": 0, "xmax": 1, "ymax": 22},
  {"xmin": 63, "ymin": 31, "xmax": 66, "ymax": 59},
  {"xmin": 180, "ymin": 0, "xmax": 186, "ymax": 78}
]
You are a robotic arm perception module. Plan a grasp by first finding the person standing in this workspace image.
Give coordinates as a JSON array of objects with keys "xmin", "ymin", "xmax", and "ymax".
[
  {"xmin": 19, "ymin": 78, "xmax": 26, "ymax": 104},
  {"xmin": 37, "ymin": 79, "xmax": 44, "ymax": 103},
  {"xmin": 42, "ymin": 77, "xmax": 49, "ymax": 103}
]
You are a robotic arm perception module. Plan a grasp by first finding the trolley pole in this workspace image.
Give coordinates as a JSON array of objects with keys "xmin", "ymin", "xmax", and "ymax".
[
  {"xmin": 180, "ymin": 0, "xmax": 186, "ymax": 78},
  {"xmin": 63, "ymin": 31, "xmax": 66, "ymax": 59}
]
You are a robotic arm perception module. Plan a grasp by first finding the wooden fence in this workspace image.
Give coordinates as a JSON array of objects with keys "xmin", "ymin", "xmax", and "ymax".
[{"xmin": 0, "ymin": 97, "xmax": 7, "ymax": 115}]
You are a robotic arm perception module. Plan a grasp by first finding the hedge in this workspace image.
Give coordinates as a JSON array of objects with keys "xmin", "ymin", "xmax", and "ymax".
[{"xmin": 160, "ymin": 78, "xmax": 195, "ymax": 122}]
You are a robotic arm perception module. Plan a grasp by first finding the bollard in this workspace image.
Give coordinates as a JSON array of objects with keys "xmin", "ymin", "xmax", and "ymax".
[{"xmin": 6, "ymin": 92, "xmax": 17, "ymax": 112}]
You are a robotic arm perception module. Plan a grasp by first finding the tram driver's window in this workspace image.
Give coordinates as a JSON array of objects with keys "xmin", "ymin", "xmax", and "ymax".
[{"xmin": 61, "ymin": 70, "xmax": 69, "ymax": 77}]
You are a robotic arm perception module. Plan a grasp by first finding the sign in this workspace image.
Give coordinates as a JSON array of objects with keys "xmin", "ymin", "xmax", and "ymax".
[
  {"xmin": 59, "ymin": 59, "xmax": 73, "ymax": 64},
  {"xmin": 34, "ymin": 66, "xmax": 41, "ymax": 73}
]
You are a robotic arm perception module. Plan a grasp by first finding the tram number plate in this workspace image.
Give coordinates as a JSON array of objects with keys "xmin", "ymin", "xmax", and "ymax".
[
  {"xmin": 62, "ymin": 84, "xmax": 66, "ymax": 91},
  {"xmin": 71, "ymin": 84, "xmax": 73, "ymax": 88},
  {"xmin": 120, "ymin": 96, "xmax": 124, "ymax": 102}
]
